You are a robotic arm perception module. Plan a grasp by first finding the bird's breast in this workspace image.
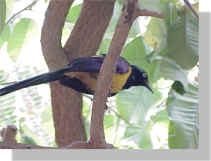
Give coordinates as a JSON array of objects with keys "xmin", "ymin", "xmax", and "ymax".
[{"xmin": 64, "ymin": 67, "xmax": 132, "ymax": 94}]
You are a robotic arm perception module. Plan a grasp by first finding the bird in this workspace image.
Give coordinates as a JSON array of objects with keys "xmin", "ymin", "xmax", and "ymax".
[{"xmin": 0, "ymin": 55, "xmax": 153, "ymax": 97}]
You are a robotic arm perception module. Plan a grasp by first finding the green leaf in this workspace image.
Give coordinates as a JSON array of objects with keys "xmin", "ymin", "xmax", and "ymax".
[
  {"xmin": 7, "ymin": 18, "xmax": 37, "ymax": 62},
  {"xmin": 123, "ymin": 122, "xmax": 153, "ymax": 149},
  {"xmin": 104, "ymin": 114, "xmax": 114, "ymax": 129},
  {"xmin": 167, "ymin": 82, "xmax": 199, "ymax": 148},
  {"xmin": 98, "ymin": 38, "xmax": 111, "ymax": 54},
  {"xmin": 0, "ymin": 24, "xmax": 10, "ymax": 50},
  {"xmin": 152, "ymin": 56, "xmax": 189, "ymax": 89},
  {"xmin": 151, "ymin": 109, "xmax": 169, "ymax": 123},
  {"xmin": 66, "ymin": 4, "xmax": 82, "ymax": 24},
  {"xmin": 144, "ymin": 18, "xmax": 167, "ymax": 51},
  {"xmin": 0, "ymin": 0, "xmax": 6, "ymax": 33},
  {"xmin": 166, "ymin": 7, "xmax": 199, "ymax": 69},
  {"xmin": 116, "ymin": 86, "xmax": 161, "ymax": 123},
  {"xmin": 139, "ymin": 0, "xmax": 169, "ymax": 14},
  {"xmin": 122, "ymin": 36, "xmax": 148, "ymax": 71}
]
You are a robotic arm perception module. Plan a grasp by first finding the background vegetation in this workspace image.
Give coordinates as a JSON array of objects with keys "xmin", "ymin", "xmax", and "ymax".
[{"xmin": 0, "ymin": 0, "xmax": 198, "ymax": 149}]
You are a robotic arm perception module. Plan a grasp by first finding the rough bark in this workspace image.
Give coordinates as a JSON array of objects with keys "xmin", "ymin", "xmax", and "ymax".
[
  {"xmin": 88, "ymin": 0, "xmax": 165, "ymax": 147},
  {"xmin": 64, "ymin": 1, "xmax": 115, "ymax": 60},
  {"xmin": 89, "ymin": 0, "xmax": 139, "ymax": 146},
  {"xmin": 41, "ymin": 0, "xmax": 115, "ymax": 147}
]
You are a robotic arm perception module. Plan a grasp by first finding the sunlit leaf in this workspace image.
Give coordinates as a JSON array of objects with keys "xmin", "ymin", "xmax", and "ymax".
[
  {"xmin": 0, "ymin": 24, "xmax": 10, "ymax": 50},
  {"xmin": 104, "ymin": 114, "xmax": 114, "ymax": 129},
  {"xmin": 144, "ymin": 18, "xmax": 167, "ymax": 51},
  {"xmin": 123, "ymin": 122, "xmax": 153, "ymax": 149},
  {"xmin": 116, "ymin": 86, "xmax": 161, "ymax": 124},
  {"xmin": 167, "ymin": 82, "xmax": 199, "ymax": 148},
  {"xmin": 122, "ymin": 36, "xmax": 148, "ymax": 71},
  {"xmin": 166, "ymin": 7, "xmax": 199, "ymax": 69},
  {"xmin": 66, "ymin": 4, "xmax": 82, "ymax": 24},
  {"xmin": 7, "ymin": 18, "xmax": 37, "ymax": 62}
]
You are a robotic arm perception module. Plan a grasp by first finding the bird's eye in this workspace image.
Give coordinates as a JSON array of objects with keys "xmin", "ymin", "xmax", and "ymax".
[{"xmin": 142, "ymin": 72, "xmax": 147, "ymax": 79}]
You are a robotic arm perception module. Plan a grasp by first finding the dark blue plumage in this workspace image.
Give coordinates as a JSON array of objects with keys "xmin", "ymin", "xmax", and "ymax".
[{"xmin": 0, "ymin": 55, "xmax": 152, "ymax": 96}]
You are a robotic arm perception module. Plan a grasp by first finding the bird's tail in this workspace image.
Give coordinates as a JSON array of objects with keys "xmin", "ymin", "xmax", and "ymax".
[{"xmin": 0, "ymin": 68, "xmax": 67, "ymax": 96}]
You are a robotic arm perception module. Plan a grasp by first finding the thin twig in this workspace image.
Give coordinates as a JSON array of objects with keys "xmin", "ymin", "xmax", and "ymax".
[
  {"xmin": 135, "ymin": 8, "xmax": 165, "ymax": 19},
  {"xmin": 89, "ymin": 0, "xmax": 139, "ymax": 145},
  {"xmin": 6, "ymin": 0, "xmax": 39, "ymax": 25},
  {"xmin": 184, "ymin": 0, "xmax": 199, "ymax": 19}
]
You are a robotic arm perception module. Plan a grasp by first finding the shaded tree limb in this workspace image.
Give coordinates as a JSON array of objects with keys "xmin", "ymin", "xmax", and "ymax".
[
  {"xmin": 184, "ymin": 0, "xmax": 198, "ymax": 19},
  {"xmin": 89, "ymin": 0, "xmax": 165, "ymax": 147},
  {"xmin": 89, "ymin": 0, "xmax": 139, "ymax": 146},
  {"xmin": 135, "ymin": 8, "xmax": 165, "ymax": 18},
  {"xmin": 6, "ymin": 0, "xmax": 39, "ymax": 25},
  {"xmin": 64, "ymin": 0, "xmax": 115, "ymax": 60},
  {"xmin": 41, "ymin": 0, "xmax": 86, "ymax": 147},
  {"xmin": 41, "ymin": 0, "xmax": 115, "ymax": 147}
]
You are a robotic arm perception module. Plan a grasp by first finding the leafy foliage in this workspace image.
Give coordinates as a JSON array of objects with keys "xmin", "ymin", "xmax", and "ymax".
[{"xmin": 0, "ymin": 0, "xmax": 199, "ymax": 149}]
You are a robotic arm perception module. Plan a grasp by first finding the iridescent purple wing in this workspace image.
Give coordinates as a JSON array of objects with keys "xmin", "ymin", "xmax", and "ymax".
[{"xmin": 65, "ymin": 55, "xmax": 129, "ymax": 74}]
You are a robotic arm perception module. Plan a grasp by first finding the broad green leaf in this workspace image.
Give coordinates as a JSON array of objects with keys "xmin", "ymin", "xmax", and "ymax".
[
  {"xmin": 0, "ymin": 24, "xmax": 10, "ymax": 49},
  {"xmin": 152, "ymin": 56, "xmax": 188, "ymax": 89},
  {"xmin": 7, "ymin": 18, "xmax": 37, "ymax": 62},
  {"xmin": 104, "ymin": 114, "xmax": 114, "ymax": 129},
  {"xmin": 116, "ymin": 86, "xmax": 161, "ymax": 124},
  {"xmin": 166, "ymin": 8, "xmax": 199, "ymax": 69},
  {"xmin": 167, "ymin": 82, "xmax": 199, "ymax": 148},
  {"xmin": 98, "ymin": 38, "xmax": 111, "ymax": 54},
  {"xmin": 144, "ymin": 18, "xmax": 167, "ymax": 51},
  {"xmin": 139, "ymin": 0, "xmax": 169, "ymax": 14},
  {"xmin": 122, "ymin": 36, "xmax": 148, "ymax": 71},
  {"xmin": 66, "ymin": 4, "xmax": 82, "ymax": 24},
  {"xmin": 151, "ymin": 109, "xmax": 169, "ymax": 123},
  {"xmin": 0, "ymin": 0, "xmax": 6, "ymax": 33},
  {"xmin": 123, "ymin": 121, "xmax": 153, "ymax": 149}
]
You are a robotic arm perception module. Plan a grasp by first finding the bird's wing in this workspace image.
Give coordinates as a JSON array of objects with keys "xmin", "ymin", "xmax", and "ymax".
[{"xmin": 66, "ymin": 55, "xmax": 129, "ymax": 74}]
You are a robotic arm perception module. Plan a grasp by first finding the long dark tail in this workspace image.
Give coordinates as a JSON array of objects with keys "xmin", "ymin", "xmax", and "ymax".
[{"xmin": 0, "ymin": 68, "xmax": 67, "ymax": 96}]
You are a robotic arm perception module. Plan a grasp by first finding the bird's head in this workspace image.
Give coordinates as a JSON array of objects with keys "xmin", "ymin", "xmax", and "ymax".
[{"xmin": 125, "ymin": 65, "xmax": 153, "ymax": 93}]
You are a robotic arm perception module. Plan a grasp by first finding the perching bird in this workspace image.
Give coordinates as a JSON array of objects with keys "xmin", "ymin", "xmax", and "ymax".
[{"xmin": 0, "ymin": 55, "xmax": 153, "ymax": 96}]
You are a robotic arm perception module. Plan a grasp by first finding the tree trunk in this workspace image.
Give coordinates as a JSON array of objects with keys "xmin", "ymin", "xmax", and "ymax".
[{"xmin": 41, "ymin": 0, "xmax": 114, "ymax": 146}]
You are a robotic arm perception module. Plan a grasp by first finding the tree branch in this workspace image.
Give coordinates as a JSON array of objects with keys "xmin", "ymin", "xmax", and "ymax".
[
  {"xmin": 88, "ymin": 0, "xmax": 165, "ymax": 147},
  {"xmin": 184, "ymin": 0, "xmax": 198, "ymax": 19},
  {"xmin": 41, "ymin": 0, "xmax": 115, "ymax": 147},
  {"xmin": 41, "ymin": 0, "xmax": 87, "ymax": 147},
  {"xmin": 89, "ymin": 0, "xmax": 139, "ymax": 146},
  {"xmin": 135, "ymin": 8, "xmax": 165, "ymax": 18},
  {"xmin": 64, "ymin": 0, "xmax": 115, "ymax": 60},
  {"xmin": 6, "ymin": 0, "xmax": 39, "ymax": 25},
  {"xmin": 41, "ymin": 0, "xmax": 72, "ymax": 70}
]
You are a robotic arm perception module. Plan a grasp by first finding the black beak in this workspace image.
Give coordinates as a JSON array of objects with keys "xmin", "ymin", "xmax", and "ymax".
[{"xmin": 144, "ymin": 83, "xmax": 153, "ymax": 93}]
